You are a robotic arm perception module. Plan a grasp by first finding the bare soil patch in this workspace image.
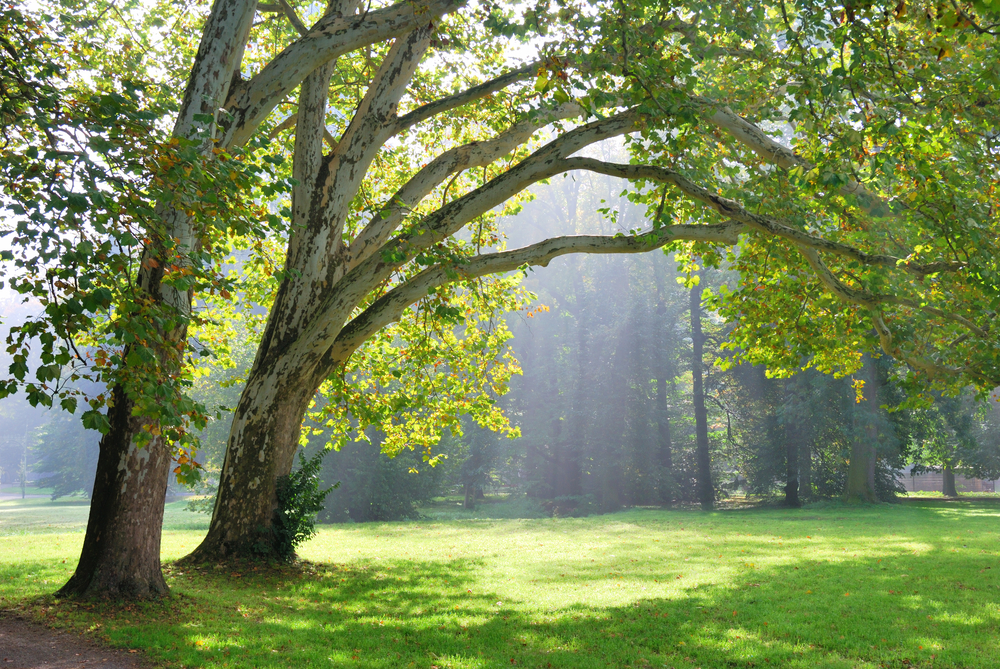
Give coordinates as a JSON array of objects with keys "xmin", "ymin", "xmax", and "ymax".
[{"xmin": 0, "ymin": 615, "xmax": 149, "ymax": 669}]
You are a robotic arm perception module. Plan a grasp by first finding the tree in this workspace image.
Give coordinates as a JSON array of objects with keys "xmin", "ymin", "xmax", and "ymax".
[
  {"xmin": 4, "ymin": 0, "xmax": 467, "ymax": 594},
  {"xmin": 33, "ymin": 409, "xmax": 101, "ymax": 500},
  {"xmin": 842, "ymin": 356, "xmax": 879, "ymax": 503},
  {"xmin": 689, "ymin": 276, "xmax": 714, "ymax": 510},
  {"xmin": 909, "ymin": 390, "xmax": 1000, "ymax": 496},
  {"xmin": 5, "ymin": 0, "xmax": 1000, "ymax": 587}
]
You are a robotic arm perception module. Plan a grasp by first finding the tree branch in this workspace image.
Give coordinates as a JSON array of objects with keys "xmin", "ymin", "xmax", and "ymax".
[
  {"xmin": 327, "ymin": 220, "xmax": 742, "ymax": 364},
  {"xmin": 569, "ymin": 157, "xmax": 989, "ymax": 377},
  {"xmin": 691, "ymin": 97, "xmax": 893, "ymax": 219},
  {"xmin": 221, "ymin": 0, "xmax": 464, "ymax": 148},
  {"xmin": 799, "ymin": 247, "xmax": 976, "ymax": 381},
  {"xmin": 276, "ymin": 0, "xmax": 308, "ymax": 35},
  {"xmin": 317, "ymin": 25, "xmax": 433, "ymax": 253},
  {"xmin": 390, "ymin": 61, "xmax": 541, "ymax": 135},
  {"xmin": 292, "ymin": 109, "xmax": 645, "ymax": 361},
  {"xmin": 880, "ymin": 296, "xmax": 990, "ymax": 340},
  {"xmin": 269, "ymin": 113, "xmax": 339, "ymax": 148},
  {"xmin": 348, "ymin": 102, "xmax": 583, "ymax": 271},
  {"xmin": 563, "ymin": 158, "xmax": 961, "ymax": 277}
]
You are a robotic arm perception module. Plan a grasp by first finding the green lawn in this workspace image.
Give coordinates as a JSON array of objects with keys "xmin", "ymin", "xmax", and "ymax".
[{"xmin": 2, "ymin": 497, "xmax": 999, "ymax": 668}]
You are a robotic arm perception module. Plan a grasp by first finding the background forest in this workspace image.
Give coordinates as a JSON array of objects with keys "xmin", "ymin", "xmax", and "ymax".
[{"xmin": 5, "ymin": 169, "xmax": 999, "ymax": 517}]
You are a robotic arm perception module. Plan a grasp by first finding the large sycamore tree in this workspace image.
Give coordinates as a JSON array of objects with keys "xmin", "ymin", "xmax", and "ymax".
[{"xmin": 3, "ymin": 0, "xmax": 999, "ymax": 596}]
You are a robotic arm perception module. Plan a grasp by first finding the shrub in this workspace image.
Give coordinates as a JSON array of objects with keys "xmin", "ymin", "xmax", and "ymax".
[{"xmin": 267, "ymin": 450, "xmax": 338, "ymax": 561}]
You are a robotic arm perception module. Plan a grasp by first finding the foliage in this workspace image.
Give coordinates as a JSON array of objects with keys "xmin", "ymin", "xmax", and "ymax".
[
  {"xmin": 266, "ymin": 449, "xmax": 338, "ymax": 561},
  {"xmin": 309, "ymin": 280, "xmax": 527, "ymax": 465},
  {"xmin": 0, "ymin": 0, "xmax": 295, "ymax": 482},
  {"xmin": 908, "ymin": 390, "xmax": 1000, "ymax": 483},
  {"xmin": 721, "ymin": 358, "xmax": 913, "ymax": 503},
  {"xmin": 677, "ymin": 1, "xmax": 1000, "ymax": 395}
]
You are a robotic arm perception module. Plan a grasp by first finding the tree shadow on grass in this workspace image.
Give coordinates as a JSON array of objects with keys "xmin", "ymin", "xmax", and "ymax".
[
  {"xmin": 32, "ymin": 543, "xmax": 993, "ymax": 669},
  {"xmin": 0, "ymin": 559, "xmax": 77, "ymax": 599}
]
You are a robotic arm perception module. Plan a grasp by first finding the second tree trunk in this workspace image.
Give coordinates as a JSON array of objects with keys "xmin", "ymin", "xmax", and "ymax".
[{"xmin": 690, "ymin": 280, "xmax": 713, "ymax": 511}]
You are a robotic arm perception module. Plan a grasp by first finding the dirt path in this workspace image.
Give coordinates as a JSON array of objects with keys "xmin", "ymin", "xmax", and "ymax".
[{"xmin": 0, "ymin": 616, "xmax": 148, "ymax": 669}]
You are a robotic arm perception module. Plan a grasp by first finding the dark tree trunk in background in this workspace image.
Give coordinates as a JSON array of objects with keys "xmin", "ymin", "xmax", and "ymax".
[
  {"xmin": 784, "ymin": 428, "xmax": 800, "ymax": 507},
  {"xmin": 58, "ymin": 383, "xmax": 171, "ymax": 599},
  {"xmin": 799, "ymin": 441, "xmax": 812, "ymax": 501},
  {"xmin": 561, "ymin": 269, "xmax": 588, "ymax": 499},
  {"xmin": 654, "ymin": 263, "xmax": 673, "ymax": 505},
  {"xmin": 656, "ymin": 373, "xmax": 674, "ymax": 502},
  {"xmin": 542, "ymin": 336, "xmax": 562, "ymax": 499},
  {"xmin": 942, "ymin": 465, "xmax": 958, "ymax": 497},
  {"xmin": 783, "ymin": 380, "xmax": 800, "ymax": 508},
  {"xmin": 690, "ymin": 279, "xmax": 713, "ymax": 511},
  {"xmin": 843, "ymin": 356, "xmax": 879, "ymax": 503}
]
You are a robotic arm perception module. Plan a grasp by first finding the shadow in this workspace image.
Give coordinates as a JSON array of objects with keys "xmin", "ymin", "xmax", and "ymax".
[{"xmin": 0, "ymin": 560, "xmax": 78, "ymax": 601}]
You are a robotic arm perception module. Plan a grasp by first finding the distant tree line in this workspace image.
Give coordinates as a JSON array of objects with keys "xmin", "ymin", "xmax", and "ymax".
[{"xmin": 17, "ymin": 175, "xmax": 1000, "ymax": 517}]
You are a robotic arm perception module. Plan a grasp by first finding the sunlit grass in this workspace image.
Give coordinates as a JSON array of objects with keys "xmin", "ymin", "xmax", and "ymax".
[
  {"xmin": 901, "ymin": 490, "xmax": 1000, "ymax": 498},
  {"xmin": 2, "ymin": 497, "xmax": 999, "ymax": 668}
]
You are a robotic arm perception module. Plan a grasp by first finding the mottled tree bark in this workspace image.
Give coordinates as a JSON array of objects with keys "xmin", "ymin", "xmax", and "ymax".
[
  {"xmin": 188, "ymin": 358, "xmax": 318, "ymax": 559},
  {"xmin": 690, "ymin": 279, "xmax": 713, "ymax": 511},
  {"xmin": 190, "ymin": 23, "xmax": 436, "ymax": 560}
]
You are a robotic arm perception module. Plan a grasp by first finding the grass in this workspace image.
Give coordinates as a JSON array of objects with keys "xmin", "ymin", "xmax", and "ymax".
[
  {"xmin": 901, "ymin": 490, "xmax": 1000, "ymax": 499},
  {"xmin": 2, "ymin": 497, "xmax": 999, "ymax": 668}
]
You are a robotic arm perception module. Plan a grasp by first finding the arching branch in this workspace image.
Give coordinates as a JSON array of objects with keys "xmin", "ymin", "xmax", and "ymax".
[
  {"xmin": 692, "ymin": 97, "xmax": 892, "ymax": 218},
  {"xmin": 326, "ymin": 220, "xmax": 742, "ymax": 365},
  {"xmin": 295, "ymin": 110, "xmax": 644, "ymax": 355},
  {"xmin": 564, "ymin": 158, "xmax": 962, "ymax": 276}
]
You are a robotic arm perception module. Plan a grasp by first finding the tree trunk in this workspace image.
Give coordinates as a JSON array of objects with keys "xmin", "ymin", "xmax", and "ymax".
[
  {"xmin": 654, "ymin": 262, "xmax": 673, "ymax": 506},
  {"xmin": 57, "ymin": 0, "xmax": 257, "ymax": 596},
  {"xmin": 690, "ymin": 279, "xmax": 713, "ymax": 511},
  {"xmin": 942, "ymin": 465, "xmax": 958, "ymax": 497},
  {"xmin": 656, "ymin": 372, "xmax": 674, "ymax": 504},
  {"xmin": 783, "ymin": 380, "xmax": 800, "ymax": 508},
  {"xmin": 58, "ymin": 384, "xmax": 172, "ymax": 599},
  {"xmin": 463, "ymin": 483, "xmax": 474, "ymax": 509},
  {"xmin": 799, "ymin": 441, "xmax": 812, "ymax": 501},
  {"xmin": 843, "ymin": 437, "xmax": 878, "ymax": 503},
  {"xmin": 843, "ymin": 357, "xmax": 879, "ymax": 504},
  {"xmin": 187, "ymin": 356, "xmax": 318, "ymax": 560},
  {"xmin": 561, "ymin": 268, "xmax": 587, "ymax": 499},
  {"xmin": 784, "ymin": 427, "xmax": 800, "ymax": 508}
]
